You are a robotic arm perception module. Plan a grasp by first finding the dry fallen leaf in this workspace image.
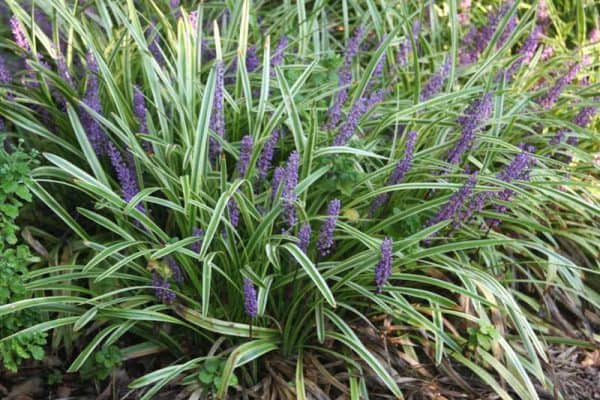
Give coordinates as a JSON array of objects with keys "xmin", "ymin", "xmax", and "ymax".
[{"xmin": 580, "ymin": 350, "xmax": 600, "ymax": 368}]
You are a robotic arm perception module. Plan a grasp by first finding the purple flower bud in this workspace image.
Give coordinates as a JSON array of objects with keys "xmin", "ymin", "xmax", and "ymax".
[
  {"xmin": 10, "ymin": 16, "xmax": 30, "ymax": 52},
  {"xmin": 549, "ymin": 129, "xmax": 566, "ymax": 145},
  {"xmin": 167, "ymin": 256, "xmax": 184, "ymax": 284},
  {"xmin": 209, "ymin": 61, "xmax": 226, "ymax": 161},
  {"xmin": 257, "ymin": 129, "xmax": 279, "ymax": 179},
  {"xmin": 537, "ymin": 61, "xmax": 582, "ymax": 109},
  {"xmin": 133, "ymin": 86, "xmax": 153, "ymax": 153},
  {"xmin": 80, "ymin": 53, "xmax": 109, "ymax": 155},
  {"xmin": 297, "ymin": 223, "xmax": 311, "ymax": 254},
  {"xmin": 0, "ymin": 56, "xmax": 11, "ymax": 84},
  {"xmin": 324, "ymin": 26, "xmax": 366, "ymax": 130},
  {"xmin": 551, "ymin": 102, "xmax": 597, "ymax": 145},
  {"xmin": 246, "ymin": 45, "xmax": 259, "ymax": 72},
  {"xmin": 243, "ymin": 278, "xmax": 258, "ymax": 318},
  {"xmin": 56, "ymin": 55, "xmax": 72, "ymax": 85},
  {"xmin": 459, "ymin": 2, "xmax": 515, "ymax": 65},
  {"xmin": 189, "ymin": 11, "xmax": 199, "ymax": 31},
  {"xmin": 498, "ymin": 4, "xmax": 517, "ymax": 48},
  {"xmin": 424, "ymin": 172, "xmax": 478, "ymax": 243},
  {"xmin": 317, "ymin": 199, "xmax": 341, "ymax": 257},
  {"xmin": 370, "ymin": 131, "xmax": 418, "ymax": 214},
  {"xmin": 374, "ymin": 237, "xmax": 393, "ymax": 292},
  {"xmin": 397, "ymin": 23, "xmax": 420, "ymax": 66},
  {"xmin": 372, "ymin": 35, "xmax": 387, "ymax": 79},
  {"xmin": 344, "ymin": 26, "xmax": 366, "ymax": 65},
  {"xmin": 147, "ymin": 25, "xmax": 164, "ymax": 65},
  {"xmin": 202, "ymin": 39, "xmax": 216, "ymax": 62},
  {"xmin": 190, "ymin": 228, "xmax": 204, "ymax": 253},
  {"xmin": 170, "ymin": 0, "xmax": 180, "ymax": 8},
  {"xmin": 133, "ymin": 86, "xmax": 148, "ymax": 134},
  {"xmin": 152, "ymin": 272, "xmax": 176, "ymax": 304},
  {"xmin": 486, "ymin": 148, "xmax": 535, "ymax": 227},
  {"xmin": 271, "ymin": 166, "xmax": 285, "ymax": 201},
  {"xmin": 333, "ymin": 89, "xmax": 386, "ymax": 146},
  {"xmin": 446, "ymin": 93, "xmax": 493, "ymax": 165},
  {"xmin": 420, "ymin": 59, "xmax": 450, "ymax": 101},
  {"xmin": 540, "ymin": 45, "xmax": 554, "ymax": 61},
  {"xmin": 228, "ymin": 199, "xmax": 240, "ymax": 228},
  {"xmin": 238, "ymin": 135, "xmax": 253, "ymax": 176},
  {"xmin": 106, "ymin": 141, "xmax": 144, "ymax": 212},
  {"xmin": 506, "ymin": 25, "xmax": 542, "ymax": 80},
  {"xmin": 573, "ymin": 104, "xmax": 597, "ymax": 128},
  {"xmin": 271, "ymin": 36, "xmax": 288, "ymax": 69},
  {"xmin": 566, "ymin": 136, "xmax": 578, "ymax": 146},
  {"xmin": 282, "ymin": 151, "xmax": 299, "ymax": 228}
]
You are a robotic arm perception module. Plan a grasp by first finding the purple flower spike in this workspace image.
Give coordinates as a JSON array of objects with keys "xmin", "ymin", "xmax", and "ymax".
[
  {"xmin": 228, "ymin": 199, "xmax": 240, "ymax": 228},
  {"xmin": 152, "ymin": 273, "xmax": 176, "ymax": 304},
  {"xmin": 282, "ymin": 151, "xmax": 300, "ymax": 228},
  {"xmin": 209, "ymin": 61, "xmax": 226, "ymax": 161},
  {"xmin": 375, "ymin": 237, "xmax": 393, "ymax": 292},
  {"xmin": 0, "ymin": 56, "xmax": 11, "ymax": 84},
  {"xmin": 549, "ymin": 129, "xmax": 566, "ymax": 145},
  {"xmin": 257, "ymin": 129, "xmax": 279, "ymax": 179},
  {"xmin": 189, "ymin": 11, "xmax": 199, "ymax": 31},
  {"xmin": 498, "ymin": 4, "xmax": 517, "ymax": 48},
  {"xmin": 420, "ymin": 59, "xmax": 451, "ymax": 101},
  {"xmin": 190, "ymin": 228, "xmax": 205, "ymax": 253},
  {"xmin": 459, "ymin": 2, "xmax": 515, "ymax": 65},
  {"xmin": 271, "ymin": 36, "xmax": 288, "ymax": 69},
  {"xmin": 147, "ymin": 25, "xmax": 164, "ymax": 65},
  {"xmin": 10, "ymin": 16, "xmax": 30, "ymax": 52},
  {"xmin": 541, "ymin": 45, "xmax": 554, "ymax": 61},
  {"xmin": 297, "ymin": 223, "xmax": 311, "ymax": 254},
  {"xmin": 134, "ymin": 86, "xmax": 148, "ymax": 134},
  {"xmin": 344, "ymin": 26, "xmax": 366, "ymax": 65},
  {"xmin": 370, "ymin": 131, "xmax": 418, "ymax": 215},
  {"xmin": 167, "ymin": 256, "xmax": 184, "ymax": 284},
  {"xmin": 551, "ymin": 102, "xmax": 598, "ymax": 145},
  {"xmin": 397, "ymin": 22, "xmax": 420, "ymax": 66},
  {"xmin": 133, "ymin": 86, "xmax": 153, "ymax": 153},
  {"xmin": 486, "ymin": 148, "xmax": 535, "ymax": 227},
  {"xmin": 372, "ymin": 35, "xmax": 388, "ymax": 79},
  {"xmin": 243, "ymin": 278, "xmax": 258, "ymax": 318},
  {"xmin": 446, "ymin": 93, "xmax": 493, "ymax": 166},
  {"xmin": 573, "ymin": 104, "xmax": 598, "ymax": 128},
  {"xmin": 106, "ymin": 142, "xmax": 144, "ymax": 212},
  {"xmin": 81, "ymin": 53, "xmax": 109, "ymax": 155},
  {"xmin": 460, "ymin": 147, "xmax": 535, "ymax": 225},
  {"xmin": 317, "ymin": 199, "xmax": 341, "ymax": 257},
  {"xmin": 271, "ymin": 166, "xmax": 285, "ymax": 201},
  {"xmin": 333, "ymin": 89, "xmax": 386, "ymax": 146},
  {"xmin": 324, "ymin": 26, "xmax": 366, "ymax": 130},
  {"xmin": 246, "ymin": 45, "xmax": 259, "ymax": 72},
  {"xmin": 57, "ymin": 55, "xmax": 72, "ymax": 85},
  {"xmin": 425, "ymin": 172, "xmax": 478, "ymax": 243},
  {"xmin": 537, "ymin": 62, "xmax": 582, "ymax": 109},
  {"xmin": 238, "ymin": 135, "xmax": 253, "ymax": 176},
  {"xmin": 506, "ymin": 26, "xmax": 542, "ymax": 80}
]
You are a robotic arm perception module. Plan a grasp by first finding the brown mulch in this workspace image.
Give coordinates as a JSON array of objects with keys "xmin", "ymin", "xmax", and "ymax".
[{"xmin": 1, "ymin": 321, "xmax": 599, "ymax": 400}]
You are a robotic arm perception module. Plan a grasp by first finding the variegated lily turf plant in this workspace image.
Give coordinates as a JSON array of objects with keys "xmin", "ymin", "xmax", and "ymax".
[{"xmin": 1, "ymin": 0, "xmax": 599, "ymax": 398}]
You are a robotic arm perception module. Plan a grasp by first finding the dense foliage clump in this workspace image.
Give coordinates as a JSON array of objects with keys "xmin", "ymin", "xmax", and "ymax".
[{"xmin": 0, "ymin": 0, "xmax": 599, "ymax": 398}]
